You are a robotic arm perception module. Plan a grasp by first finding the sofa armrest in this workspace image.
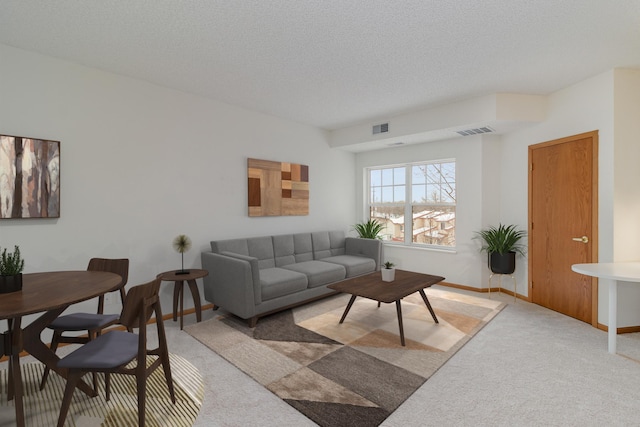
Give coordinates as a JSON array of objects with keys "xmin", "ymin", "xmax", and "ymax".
[
  {"xmin": 220, "ymin": 251, "xmax": 261, "ymax": 302},
  {"xmin": 345, "ymin": 237, "xmax": 382, "ymax": 270},
  {"xmin": 201, "ymin": 251, "xmax": 261, "ymax": 319}
]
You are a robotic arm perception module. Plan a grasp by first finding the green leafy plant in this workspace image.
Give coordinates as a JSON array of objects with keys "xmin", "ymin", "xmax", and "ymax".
[
  {"xmin": 383, "ymin": 261, "xmax": 395, "ymax": 269},
  {"xmin": 0, "ymin": 245, "xmax": 25, "ymax": 276},
  {"xmin": 353, "ymin": 219, "xmax": 384, "ymax": 240},
  {"xmin": 474, "ymin": 224, "xmax": 527, "ymax": 256}
]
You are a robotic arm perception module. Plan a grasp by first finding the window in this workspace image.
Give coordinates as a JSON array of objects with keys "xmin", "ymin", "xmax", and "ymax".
[{"xmin": 367, "ymin": 160, "xmax": 456, "ymax": 248}]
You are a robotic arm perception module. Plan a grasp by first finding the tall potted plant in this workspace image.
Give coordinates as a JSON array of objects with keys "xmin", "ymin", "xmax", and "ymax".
[
  {"xmin": 353, "ymin": 219, "xmax": 384, "ymax": 239},
  {"xmin": 474, "ymin": 224, "xmax": 526, "ymax": 274},
  {"xmin": 0, "ymin": 245, "xmax": 25, "ymax": 293}
]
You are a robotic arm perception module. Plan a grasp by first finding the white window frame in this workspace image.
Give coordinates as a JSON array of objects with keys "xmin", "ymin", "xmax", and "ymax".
[{"xmin": 366, "ymin": 159, "xmax": 456, "ymax": 250}]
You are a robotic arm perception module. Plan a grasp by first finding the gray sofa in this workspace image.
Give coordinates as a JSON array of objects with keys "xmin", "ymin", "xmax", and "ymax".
[{"xmin": 201, "ymin": 230, "xmax": 382, "ymax": 326}]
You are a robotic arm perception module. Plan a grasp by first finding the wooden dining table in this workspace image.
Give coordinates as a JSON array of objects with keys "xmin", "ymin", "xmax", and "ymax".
[{"xmin": 0, "ymin": 270, "xmax": 122, "ymax": 427}]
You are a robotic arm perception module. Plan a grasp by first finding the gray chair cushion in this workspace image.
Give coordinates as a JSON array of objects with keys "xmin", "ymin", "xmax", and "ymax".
[
  {"xmin": 58, "ymin": 330, "xmax": 138, "ymax": 370},
  {"xmin": 321, "ymin": 255, "xmax": 376, "ymax": 278},
  {"xmin": 49, "ymin": 313, "xmax": 120, "ymax": 331},
  {"xmin": 282, "ymin": 261, "xmax": 346, "ymax": 288},
  {"xmin": 260, "ymin": 268, "xmax": 308, "ymax": 301}
]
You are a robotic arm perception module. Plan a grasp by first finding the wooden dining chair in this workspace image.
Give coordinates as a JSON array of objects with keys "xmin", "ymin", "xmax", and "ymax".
[
  {"xmin": 40, "ymin": 258, "xmax": 129, "ymax": 390},
  {"xmin": 55, "ymin": 277, "xmax": 175, "ymax": 427}
]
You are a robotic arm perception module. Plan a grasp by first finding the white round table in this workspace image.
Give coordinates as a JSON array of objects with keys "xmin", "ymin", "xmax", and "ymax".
[{"xmin": 571, "ymin": 262, "xmax": 640, "ymax": 354}]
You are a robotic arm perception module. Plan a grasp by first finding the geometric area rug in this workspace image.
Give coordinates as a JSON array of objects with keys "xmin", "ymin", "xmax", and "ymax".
[
  {"xmin": 0, "ymin": 353, "xmax": 203, "ymax": 427},
  {"xmin": 185, "ymin": 288, "xmax": 505, "ymax": 427}
]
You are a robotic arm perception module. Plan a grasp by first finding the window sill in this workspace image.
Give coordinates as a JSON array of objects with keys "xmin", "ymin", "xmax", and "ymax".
[{"xmin": 382, "ymin": 241, "xmax": 457, "ymax": 254}]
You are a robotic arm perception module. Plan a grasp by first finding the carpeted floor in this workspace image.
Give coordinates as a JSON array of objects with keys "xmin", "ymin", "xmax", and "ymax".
[
  {"xmin": 185, "ymin": 288, "xmax": 504, "ymax": 427},
  {"xmin": 0, "ymin": 354, "xmax": 203, "ymax": 427}
]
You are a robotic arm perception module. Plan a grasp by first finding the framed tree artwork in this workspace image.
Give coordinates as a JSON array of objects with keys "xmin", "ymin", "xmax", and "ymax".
[{"xmin": 0, "ymin": 134, "xmax": 60, "ymax": 219}]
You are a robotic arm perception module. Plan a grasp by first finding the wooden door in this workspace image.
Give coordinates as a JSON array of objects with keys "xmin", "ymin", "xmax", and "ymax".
[{"xmin": 528, "ymin": 131, "xmax": 598, "ymax": 324}]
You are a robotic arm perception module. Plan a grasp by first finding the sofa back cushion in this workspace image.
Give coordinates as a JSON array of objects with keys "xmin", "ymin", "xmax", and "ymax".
[
  {"xmin": 273, "ymin": 234, "xmax": 296, "ymax": 266},
  {"xmin": 211, "ymin": 238, "xmax": 249, "ymax": 256},
  {"xmin": 313, "ymin": 230, "xmax": 346, "ymax": 259},
  {"xmin": 273, "ymin": 233, "xmax": 314, "ymax": 267},
  {"xmin": 247, "ymin": 236, "xmax": 276, "ymax": 269},
  {"xmin": 211, "ymin": 237, "xmax": 275, "ymax": 269},
  {"xmin": 294, "ymin": 233, "xmax": 315, "ymax": 262}
]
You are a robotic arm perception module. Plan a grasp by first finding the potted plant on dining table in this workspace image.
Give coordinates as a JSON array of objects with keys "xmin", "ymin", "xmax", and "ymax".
[{"xmin": 0, "ymin": 245, "xmax": 25, "ymax": 293}]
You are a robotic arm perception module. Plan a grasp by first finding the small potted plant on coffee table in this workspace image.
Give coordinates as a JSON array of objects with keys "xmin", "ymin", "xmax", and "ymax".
[
  {"xmin": 381, "ymin": 261, "xmax": 395, "ymax": 282},
  {"xmin": 0, "ymin": 245, "xmax": 25, "ymax": 293}
]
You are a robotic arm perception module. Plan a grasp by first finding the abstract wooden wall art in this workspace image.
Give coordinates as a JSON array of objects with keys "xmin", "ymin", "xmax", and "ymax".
[
  {"xmin": 248, "ymin": 158, "xmax": 309, "ymax": 216},
  {"xmin": 0, "ymin": 134, "xmax": 60, "ymax": 219}
]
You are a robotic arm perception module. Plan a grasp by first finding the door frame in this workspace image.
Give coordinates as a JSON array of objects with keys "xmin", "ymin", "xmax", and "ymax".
[{"xmin": 527, "ymin": 130, "xmax": 599, "ymax": 327}]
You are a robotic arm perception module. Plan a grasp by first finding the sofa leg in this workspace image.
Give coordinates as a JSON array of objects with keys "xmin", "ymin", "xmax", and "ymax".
[
  {"xmin": 247, "ymin": 316, "xmax": 258, "ymax": 328},
  {"xmin": 212, "ymin": 305, "xmax": 219, "ymax": 311}
]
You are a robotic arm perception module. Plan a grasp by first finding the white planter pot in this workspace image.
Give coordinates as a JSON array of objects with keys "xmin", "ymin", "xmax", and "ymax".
[{"xmin": 381, "ymin": 268, "xmax": 395, "ymax": 282}]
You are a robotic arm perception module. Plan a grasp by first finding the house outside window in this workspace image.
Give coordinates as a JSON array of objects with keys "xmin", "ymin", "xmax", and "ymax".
[{"xmin": 367, "ymin": 160, "xmax": 456, "ymax": 249}]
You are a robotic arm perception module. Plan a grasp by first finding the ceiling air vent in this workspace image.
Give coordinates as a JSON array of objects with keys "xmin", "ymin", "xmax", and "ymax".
[
  {"xmin": 372, "ymin": 123, "xmax": 389, "ymax": 135},
  {"xmin": 456, "ymin": 126, "xmax": 494, "ymax": 136}
]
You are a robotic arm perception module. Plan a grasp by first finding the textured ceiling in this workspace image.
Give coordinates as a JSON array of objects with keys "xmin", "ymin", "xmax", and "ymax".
[{"xmin": 1, "ymin": 0, "xmax": 639, "ymax": 130}]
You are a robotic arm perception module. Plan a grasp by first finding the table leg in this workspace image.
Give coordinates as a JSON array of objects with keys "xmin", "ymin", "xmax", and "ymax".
[
  {"xmin": 395, "ymin": 300, "xmax": 405, "ymax": 346},
  {"xmin": 6, "ymin": 307, "xmax": 97, "ymax": 427},
  {"xmin": 339, "ymin": 295, "xmax": 357, "ymax": 324},
  {"xmin": 7, "ymin": 318, "xmax": 25, "ymax": 427},
  {"xmin": 172, "ymin": 281, "xmax": 180, "ymax": 322},
  {"xmin": 178, "ymin": 281, "xmax": 185, "ymax": 330},
  {"xmin": 22, "ymin": 308, "xmax": 96, "ymax": 397},
  {"xmin": 419, "ymin": 289, "xmax": 439, "ymax": 324},
  {"xmin": 187, "ymin": 279, "xmax": 202, "ymax": 323},
  {"xmin": 609, "ymin": 280, "xmax": 617, "ymax": 354}
]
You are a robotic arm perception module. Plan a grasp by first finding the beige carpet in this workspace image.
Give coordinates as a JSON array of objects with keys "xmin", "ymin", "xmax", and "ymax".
[
  {"xmin": 0, "ymin": 354, "xmax": 203, "ymax": 427},
  {"xmin": 185, "ymin": 288, "xmax": 505, "ymax": 427}
]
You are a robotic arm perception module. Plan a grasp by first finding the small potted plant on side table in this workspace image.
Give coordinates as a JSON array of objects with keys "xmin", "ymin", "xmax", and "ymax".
[
  {"xmin": 0, "ymin": 245, "xmax": 25, "ymax": 293},
  {"xmin": 381, "ymin": 261, "xmax": 395, "ymax": 282}
]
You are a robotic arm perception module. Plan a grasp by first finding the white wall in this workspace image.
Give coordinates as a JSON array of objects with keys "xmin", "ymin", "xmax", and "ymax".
[
  {"xmin": 3, "ymin": 42, "xmax": 639, "ymax": 331},
  {"xmin": 0, "ymin": 44, "xmax": 356, "ymax": 331},
  {"xmin": 613, "ymin": 69, "xmax": 640, "ymax": 261},
  {"xmin": 612, "ymin": 69, "xmax": 640, "ymax": 326},
  {"xmin": 354, "ymin": 69, "xmax": 640, "ymax": 328},
  {"xmin": 501, "ymin": 69, "xmax": 640, "ymax": 327},
  {"xmin": 501, "ymin": 72, "xmax": 614, "ymax": 318}
]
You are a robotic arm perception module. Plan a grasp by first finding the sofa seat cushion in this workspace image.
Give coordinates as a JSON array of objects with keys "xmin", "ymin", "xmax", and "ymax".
[
  {"xmin": 260, "ymin": 268, "xmax": 308, "ymax": 302},
  {"xmin": 282, "ymin": 261, "xmax": 346, "ymax": 288},
  {"xmin": 321, "ymin": 255, "xmax": 376, "ymax": 278}
]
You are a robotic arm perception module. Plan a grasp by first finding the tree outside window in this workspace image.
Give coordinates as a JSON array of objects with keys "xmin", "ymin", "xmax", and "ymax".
[{"xmin": 367, "ymin": 160, "xmax": 456, "ymax": 248}]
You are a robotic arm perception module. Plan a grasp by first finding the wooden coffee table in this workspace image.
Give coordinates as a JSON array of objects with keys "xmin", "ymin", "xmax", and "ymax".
[{"xmin": 328, "ymin": 269, "xmax": 445, "ymax": 346}]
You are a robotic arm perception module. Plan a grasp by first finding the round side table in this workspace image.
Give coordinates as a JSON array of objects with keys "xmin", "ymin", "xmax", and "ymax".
[{"xmin": 156, "ymin": 269, "xmax": 208, "ymax": 330}]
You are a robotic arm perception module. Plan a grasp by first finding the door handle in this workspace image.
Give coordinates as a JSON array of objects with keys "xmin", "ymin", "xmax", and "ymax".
[{"xmin": 572, "ymin": 236, "xmax": 589, "ymax": 244}]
